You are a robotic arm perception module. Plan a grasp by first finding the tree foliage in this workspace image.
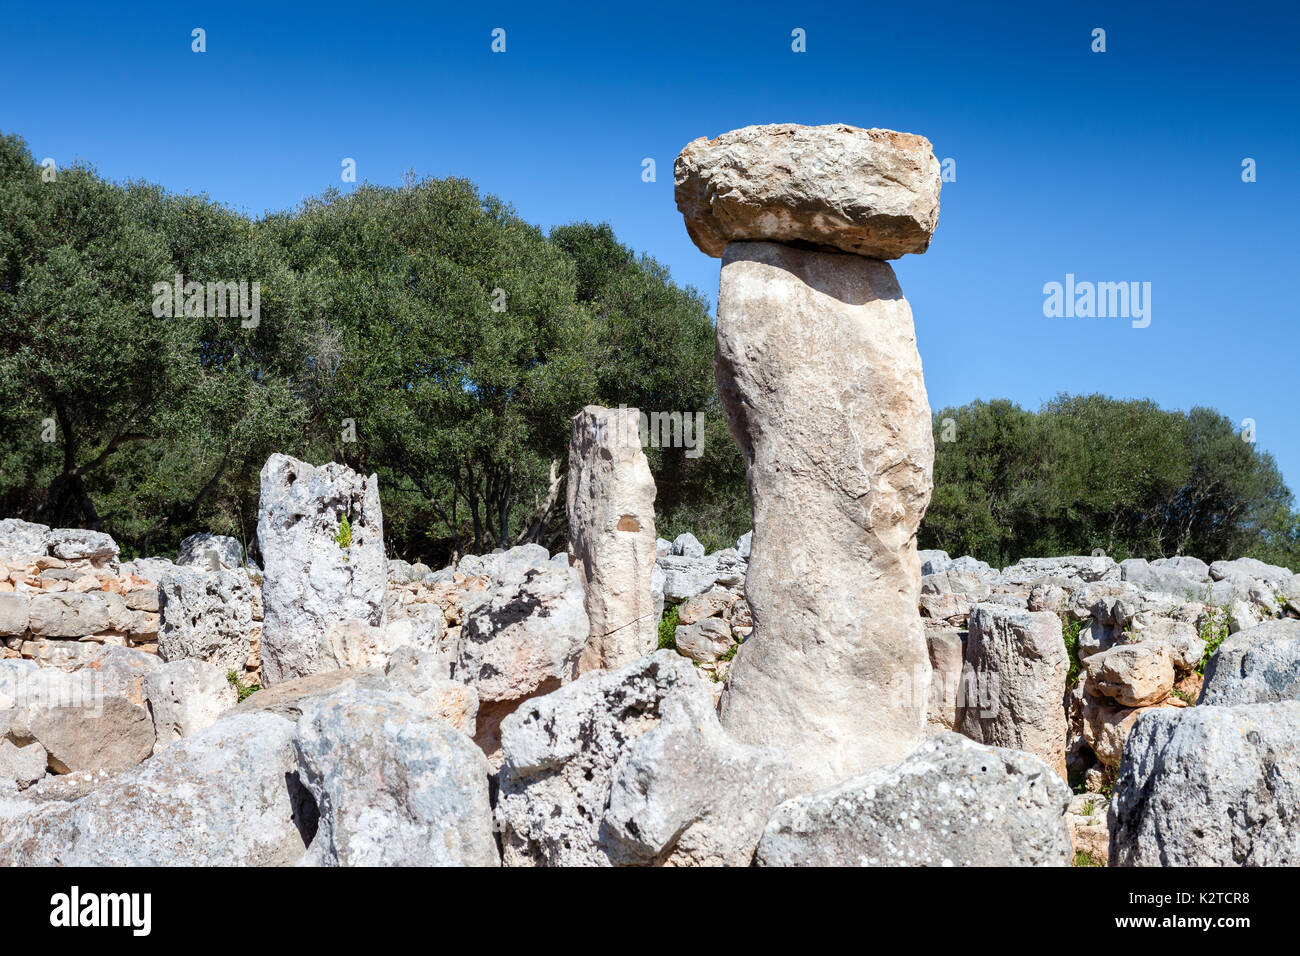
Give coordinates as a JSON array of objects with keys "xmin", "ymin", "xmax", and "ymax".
[
  {"xmin": 923, "ymin": 395, "xmax": 1299, "ymax": 570},
  {"xmin": 0, "ymin": 133, "xmax": 743, "ymax": 562},
  {"xmin": 1, "ymin": 131, "xmax": 1294, "ymax": 570}
]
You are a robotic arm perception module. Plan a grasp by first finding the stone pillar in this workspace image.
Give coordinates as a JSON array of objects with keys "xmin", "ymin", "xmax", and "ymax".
[
  {"xmin": 257, "ymin": 454, "xmax": 386, "ymax": 685},
  {"xmin": 675, "ymin": 124, "xmax": 941, "ymax": 791},
  {"xmin": 566, "ymin": 405, "xmax": 658, "ymax": 672},
  {"xmin": 960, "ymin": 604, "xmax": 1069, "ymax": 781}
]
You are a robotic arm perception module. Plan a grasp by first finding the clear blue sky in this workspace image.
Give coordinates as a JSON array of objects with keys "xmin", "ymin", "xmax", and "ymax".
[{"xmin": 4, "ymin": 1, "xmax": 1298, "ymax": 490}]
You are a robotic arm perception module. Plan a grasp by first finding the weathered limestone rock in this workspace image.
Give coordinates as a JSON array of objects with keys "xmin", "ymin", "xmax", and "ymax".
[
  {"xmin": 0, "ymin": 594, "xmax": 31, "ymax": 637},
  {"xmin": 176, "ymin": 533, "xmax": 245, "ymax": 570},
  {"xmin": 567, "ymin": 405, "xmax": 658, "ymax": 672},
  {"xmin": 675, "ymin": 124, "xmax": 941, "ymax": 259},
  {"xmin": 0, "ymin": 519, "xmax": 51, "ymax": 561},
  {"xmin": 1120, "ymin": 617, "xmax": 1205, "ymax": 673},
  {"xmin": 0, "ymin": 739, "xmax": 46, "ymax": 790},
  {"xmin": 924, "ymin": 626, "xmax": 966, "ymax": 734},
  {"xmin": 713, "ymin": 241, "xmax": 934, "ymax": 791},
  {"xmin": 1199, "ymin": 618, "xmax": 1300, "ymax": 706},
  {"xmin": 293, "ymin": 688, "xmax": 498, "ymax": 867},
  {"xmin": 0, "ymin": 712, "xmax": 315, "ymax": 865},
  {"xmin": 384, "ymin": 647, "xmax": 478, "ymax": 736},
  {"xmin": 453, "ymin": 565, "xmax": 588, "ymax": 763},
  {"xmin": 496, "ymin": 651, "xmax": 790, "ymax": 867},
  {"xmin": 144, "ymin": 658, "xmax": 237, "ymax": 752},
  {"xmin": 755, "ymin": 733, "xmax": 1072, "ymax": 867},
  {"xmin": 46, "ymin": 529, "xmax": 119, "ymax": 566},
  {"xmin": 257, "ymin": 454, "xmax": 386, "ymax": 685},
  {"xmin": 674, "ymin": 617, "xmax": 735, "ymax": 662},
  {"xmin": 1081, "ymin": 696, "xmax": 1181, "ymax": 770},
  {"xmin": 1110, "ymin": 701, "xmax": 1300, "ymax": 866},
  {"xmin": 5, "ymin": 647, "xmax": 159, "ymax": 774},
  {"xmin": 27, "ymin": 591, "xmax": 113, "ymax": 637},
  {"xmin": 1083, "ymin": 642, "xmax": 1175, "ymax": 707},
  {"xmin": 959, "ymin": 604, "xmax": 1068, "ymax": 780},
  {"xmin": 157, "ymin": 567, "xmax": 254, "ymax": 674}
]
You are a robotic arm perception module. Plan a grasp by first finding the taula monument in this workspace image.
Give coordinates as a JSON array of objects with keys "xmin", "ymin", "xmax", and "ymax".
[{"xmin": 675, "ymin": 123, "xmax": 943, "ymax": 790}]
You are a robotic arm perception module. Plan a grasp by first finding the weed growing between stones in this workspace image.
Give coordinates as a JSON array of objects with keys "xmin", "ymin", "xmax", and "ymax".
[
  {"xmin": 657, "ymin": 604, "xmax": 679, "ymax": 651},
  {"xmin": 1196, "ymin": 607, "xmax": 1230, "ymax": 675},
  {"xmin": 1060, "ymin": 616, "xmax": 1083, "ymax": 687},
  {"xmin": 226, "ymin": 671, "xmax": 261, "ymax": 703}
]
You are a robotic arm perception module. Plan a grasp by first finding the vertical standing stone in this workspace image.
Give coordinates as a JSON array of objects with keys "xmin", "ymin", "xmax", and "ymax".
[
  {"xmin": 257, "ymin": 454, "xmax": 386, "ymax": 685},
  {"xmin": 676, "ymin": 124, "xmax": 942, "ymax": 791},
  {"xmin": 959, "ymin": 603, "xmax": 1069, "ymax": 780},
  {"xmin": 566, "ymin": 405, "xmax": 658, "ymax": 672}
]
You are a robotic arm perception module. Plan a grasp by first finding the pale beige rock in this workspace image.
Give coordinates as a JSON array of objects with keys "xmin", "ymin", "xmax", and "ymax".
[
  {"xmin": 674, "ymin": 617, "xmax": 734, "ymax": 663},
  {"xmin": 0, "ymin": 594, "xmax": 29, "ymax": 637},
  {"xmin": 567, "ymin": 405, "xmax": 658, "ymax": 672},
  {"xmin": 924, "ymin": 625, "xmax": 966, "ymax": 734},
  {"xmin": 1083, "ymin": 642, "xmax": 1175, "ymax": 707},
  {"xmin": 1081, "ymin": 695, "xmax": 1180, "ymax": 769},
  {"xmin": 677, "ymin": 586, "xmax": 735, "ymax": 626},
  {"xmin": 959, "ymin": 603, "xmax": 1069, "ymax": 781},
  {"xmin": 714, "ymin": 242, "xmax": 934, "ymax": 791},
  {"xmin": 675, "ymin": 124, "xmax": 941, "ymax": 260}
]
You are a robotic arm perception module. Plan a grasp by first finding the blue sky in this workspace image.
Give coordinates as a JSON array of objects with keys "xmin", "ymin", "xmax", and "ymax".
[{"xmin": 4, "ymin": 1, "xmax": 1298, "ymax": 490}]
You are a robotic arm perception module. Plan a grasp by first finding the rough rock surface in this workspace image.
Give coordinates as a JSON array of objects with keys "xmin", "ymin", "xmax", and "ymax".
[
  {"xmin": 674, "ymin": 617, "xmax": 735, "ymax": 663},
  {"xmin": 158, "ymin": 567, "xmax": 254, "ymax": 674},
  {"xmin": 0, "ymin": 519, "xmax": 51, "ymax": 560},
  {"xmin": 454, "ymin": 565, "xmax": 588, "ymax": 762},
  {"xmin": 257, "ymin": 454, "xmax": 386, "ymax": 685},
  {"xmin": 714, "ymin": 241, "xmax": 934, "ymax": 791},
  {"xmin": 959, "ymin": 604, "xmax": 1068, "ymax": 780},
  {"xmin": 0, "ymin": 739, "xmax": 46, "ymax": 790},
  {"xmin": 293, "ymin": 688, "xmax": 498, "ymax": 867},
  {"xmin": 1199, "ymin": 618, "xmax": 1300, "ymax": 706},
  {"xmin": 925, "ymin": 626, "xmax": 966, "ymax": 733},
  {"xmin": 675, "ymin": 124, "xmax": 941, "ymax": 259},
  {"xmin": 567, "ymin": 405, "xmax": 658, "ymax": 672},
  {"xmin": 144, "ymin": 658, "xmax": 237, "ymax": 751},
  {"xmin": 1110, "ymin": 701, "xmax": 1300, "ymax": 866},
  {"xmin": 4, "ymin": 647, "xmax": 158, "ymax": 774},
  {"xmin": 496, "ymin": 650, "xmax": 789, "ymax": 866},
  {"xmin": 46, "ymin": 529, "xmax": 119, "ymax": 566},
  {"xmin": 176, "ymin": 533, "xmax": 246, "ymax": 570},
  {"xmin": 1083, "ymin": 642, "xmax": 1175, "ymax": 707},
  {"xmin": 755, "ymin": 733, "xmax": 1072, "ymax": 867},
  {"xmin": 0, "ymin": 712, "xmax": 315, "ymax": 865},
  {"xmin": 1081, "ymin": 697, "xmax": 1181, "ymax": 770}
]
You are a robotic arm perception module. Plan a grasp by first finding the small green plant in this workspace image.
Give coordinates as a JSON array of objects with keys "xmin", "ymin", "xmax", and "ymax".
[
  {"xmin": 657, "ymin": 605, "xmax": 679, "ymax": 651},
  {"xmin": 1082, "ymin": 798, "xmax": 1099, "ymax": 818},
  {"xmin": 247, "ymin": 570, "xmax": 263, "ymax": 586},
  {"xmin": 1098, "ymin": 767, "xmax": 1116, "ymax": 799},
  {"xmin": 1171, "ymin": 686, "xmax": 1195, "ymax": 704},
  {"xmin": 1196, "ymin": 606, "xmax": 1230, "ymax": 676},
  {"xmin": 335, "ymin": 514, "xmax": 353, "ymax": 551},
  {"xmin": 1060, "ymin": 616, "xmax": 1083, "ymax": 687},
  {"xmin": 1072, "ymin": 849, "xmax": 1104, "ymax": 867},
  {"xmin": 226, "ymin": 671, "xmax": 261, "ymax": 703}
]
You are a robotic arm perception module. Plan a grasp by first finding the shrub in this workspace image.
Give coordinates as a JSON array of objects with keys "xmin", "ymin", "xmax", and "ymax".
[{"xmin": 657, "ymin": 604, "xmax": 679, "ymax": 651}]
